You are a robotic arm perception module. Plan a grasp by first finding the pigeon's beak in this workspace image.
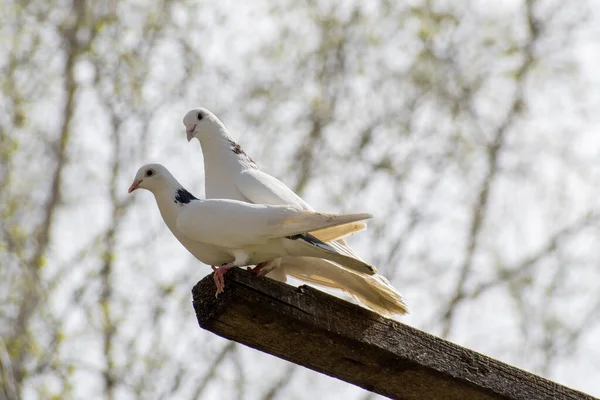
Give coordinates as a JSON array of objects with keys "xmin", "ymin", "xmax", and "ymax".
[
  {"xmin": 186, "ymin": 125, "xmax": 196, "ymax": 142},
  {"xmin": 128, "ymin": 179, "xmax": 142, "ymax": 193}
]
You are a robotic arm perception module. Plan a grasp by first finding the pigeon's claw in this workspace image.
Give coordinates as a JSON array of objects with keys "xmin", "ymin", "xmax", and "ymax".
[
  {"xmin": 213, "ymin": 263, "xmax": 234, "ymax": 297},
  {"xmin": 251, "ymin": 260, "xmax": 277, "ymax": 276}
]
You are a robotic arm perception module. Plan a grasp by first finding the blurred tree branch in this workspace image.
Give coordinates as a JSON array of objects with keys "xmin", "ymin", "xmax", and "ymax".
[
  {"xmin": 440, "ymin": 0, "xmax": 540, "ymax": 338},
  {"xmin": 9, "ymin": 0, "xmax": 84, "ymax": 391}
]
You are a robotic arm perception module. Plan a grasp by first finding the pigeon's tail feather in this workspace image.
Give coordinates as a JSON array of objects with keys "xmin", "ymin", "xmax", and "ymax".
[
  {"xmin": 278, "ymin": 257, "xmax": 408, "ymax": 316},
  {"xmin": 310, "ymin": 221, "xmax": 367, "ymax": 242},
  {"xmin": 325, "ymin": 238, "xmax": 366, "ymax": 262},
  {"xmin": 309, "ymin": 220, "xmax": 370, "ymax": 263},
  {"xmin": 283, "ymin": 234, "xmax": 377, "ymax": 275}
]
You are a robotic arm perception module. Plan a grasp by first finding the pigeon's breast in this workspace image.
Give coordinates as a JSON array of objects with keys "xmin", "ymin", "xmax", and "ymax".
[{"xmin": 205, "ymin": 174, "xmax": 251, "ymax": 202}]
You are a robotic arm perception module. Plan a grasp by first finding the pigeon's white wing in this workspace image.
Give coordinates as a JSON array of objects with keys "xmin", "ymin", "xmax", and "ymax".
[
  {"xmin": 176, "ymin": 199, "xmax": 372, "ymax": 248},
  {"xmin": 236, "ymin": 169, "xmax": 367, "ymax": 240},
  {"xmin": 235, "ymin": 169, "xmax": 312, "ymax": 210}
]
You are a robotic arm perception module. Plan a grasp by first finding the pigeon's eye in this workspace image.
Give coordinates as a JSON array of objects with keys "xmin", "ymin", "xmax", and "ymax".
[
  {"xmin": 197, "ymin": 112, "xmax": 203, "ymax": 121},
  {"xmin": 146, "ymin": 170, "xmax": 154, "ymax": 177}
]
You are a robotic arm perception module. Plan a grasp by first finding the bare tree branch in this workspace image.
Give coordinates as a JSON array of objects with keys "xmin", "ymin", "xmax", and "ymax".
[
  {"xmin": 190, "ymin": 342, "xmax": 236, "ymax": 399},
  {"xmin": 260, "ymin": 364, "xmax": 297, "ymax": 400},
  {"xmin": 440, "ymin": 0, "xmax": 541, "ymax": 338}
]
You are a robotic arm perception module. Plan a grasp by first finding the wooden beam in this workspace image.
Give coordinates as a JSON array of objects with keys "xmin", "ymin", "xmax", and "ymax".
[{"xmin": 192, "ymin": 268, "xmax": 596, "ymax": 400}]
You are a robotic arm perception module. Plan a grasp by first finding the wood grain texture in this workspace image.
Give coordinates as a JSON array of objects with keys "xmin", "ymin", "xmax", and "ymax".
[{"xmin": 192, "ymin": 268, "xmax": 596, "ymax": 400}]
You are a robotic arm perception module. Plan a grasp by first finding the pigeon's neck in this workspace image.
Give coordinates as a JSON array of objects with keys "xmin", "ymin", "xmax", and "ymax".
[
  {"xmin": 197, "ymin": 127, "xmax": 259, "ymax": 199},
  {"xmin": 198, "ymin": 127, "xmax": 259, "ymax": 172},
  {"xmin": 152, "ymin": 182, "xmax": 199, "ymax": 229}
]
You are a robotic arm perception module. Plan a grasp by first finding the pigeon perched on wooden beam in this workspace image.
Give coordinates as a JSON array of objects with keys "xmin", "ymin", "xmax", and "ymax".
[
  {"xmin": 183, "ymin": 108, "xmax": 408, "ymax": 315},
  {"xmin": 128, "ymin": 163, "xmax": 375, "ymax": 296}
]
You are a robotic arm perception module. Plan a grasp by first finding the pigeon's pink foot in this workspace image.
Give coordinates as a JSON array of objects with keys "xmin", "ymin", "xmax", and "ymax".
[
  {"xmin": 251, "ymin": 260, "xmax": 277, "ymax": 276},
  {"xmin": 211, "ymin": 265, "xmax": 218, "ymax": 272},
  {"xmin": 251, "ymin": 262, "xmax": 268, "ymax": 275},
  {"xmin": 213, "ymin": 263, "xmax": 234, "ymax": 297}
]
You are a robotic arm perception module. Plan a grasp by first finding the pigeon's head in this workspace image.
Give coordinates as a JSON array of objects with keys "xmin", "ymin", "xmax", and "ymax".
[
  {"xmin": 183, "ymin": 107, "xmax": 224, "ymax": 142},
  {"xmin": 128, "ymin": 164, "xmax": 171, "ymax": 194}
]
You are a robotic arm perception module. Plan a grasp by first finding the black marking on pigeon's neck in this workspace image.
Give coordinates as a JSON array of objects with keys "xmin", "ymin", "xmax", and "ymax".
[
  {"xmin": 287, "ymin": 233, "xmax": 335, "ymax": 253},
  {"xmin": 174, "ymin": 188, "xmax": 198, "ymax": 205},
  {"xmin": 228, "ymin": 139, "xmax": 258, "ymax": 168}
]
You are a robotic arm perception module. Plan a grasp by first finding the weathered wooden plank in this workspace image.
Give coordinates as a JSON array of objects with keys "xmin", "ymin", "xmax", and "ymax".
[{"xmin": 192, "ymin": 268, "xmax": 596, "ymax": 400}]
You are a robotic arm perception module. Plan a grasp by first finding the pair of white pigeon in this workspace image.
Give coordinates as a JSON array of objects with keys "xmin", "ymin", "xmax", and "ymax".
[{"xmin": 128, "ymin": 108, "xmax": 408, "ymax": 316}]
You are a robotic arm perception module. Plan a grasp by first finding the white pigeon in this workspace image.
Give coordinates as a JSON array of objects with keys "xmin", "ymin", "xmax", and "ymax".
[
  {"xmin": 128, "ymin": 163, "xmax": 375, "ymax": 295},
  {"xmin": 183, "ymin": 107, "xmax": 408, "ymax": 315}
]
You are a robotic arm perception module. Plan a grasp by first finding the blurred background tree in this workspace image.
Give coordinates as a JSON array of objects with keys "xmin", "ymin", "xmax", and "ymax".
[{"xmin": 1, "ymin": 0, "xmax": 599, "ymax": 399}]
